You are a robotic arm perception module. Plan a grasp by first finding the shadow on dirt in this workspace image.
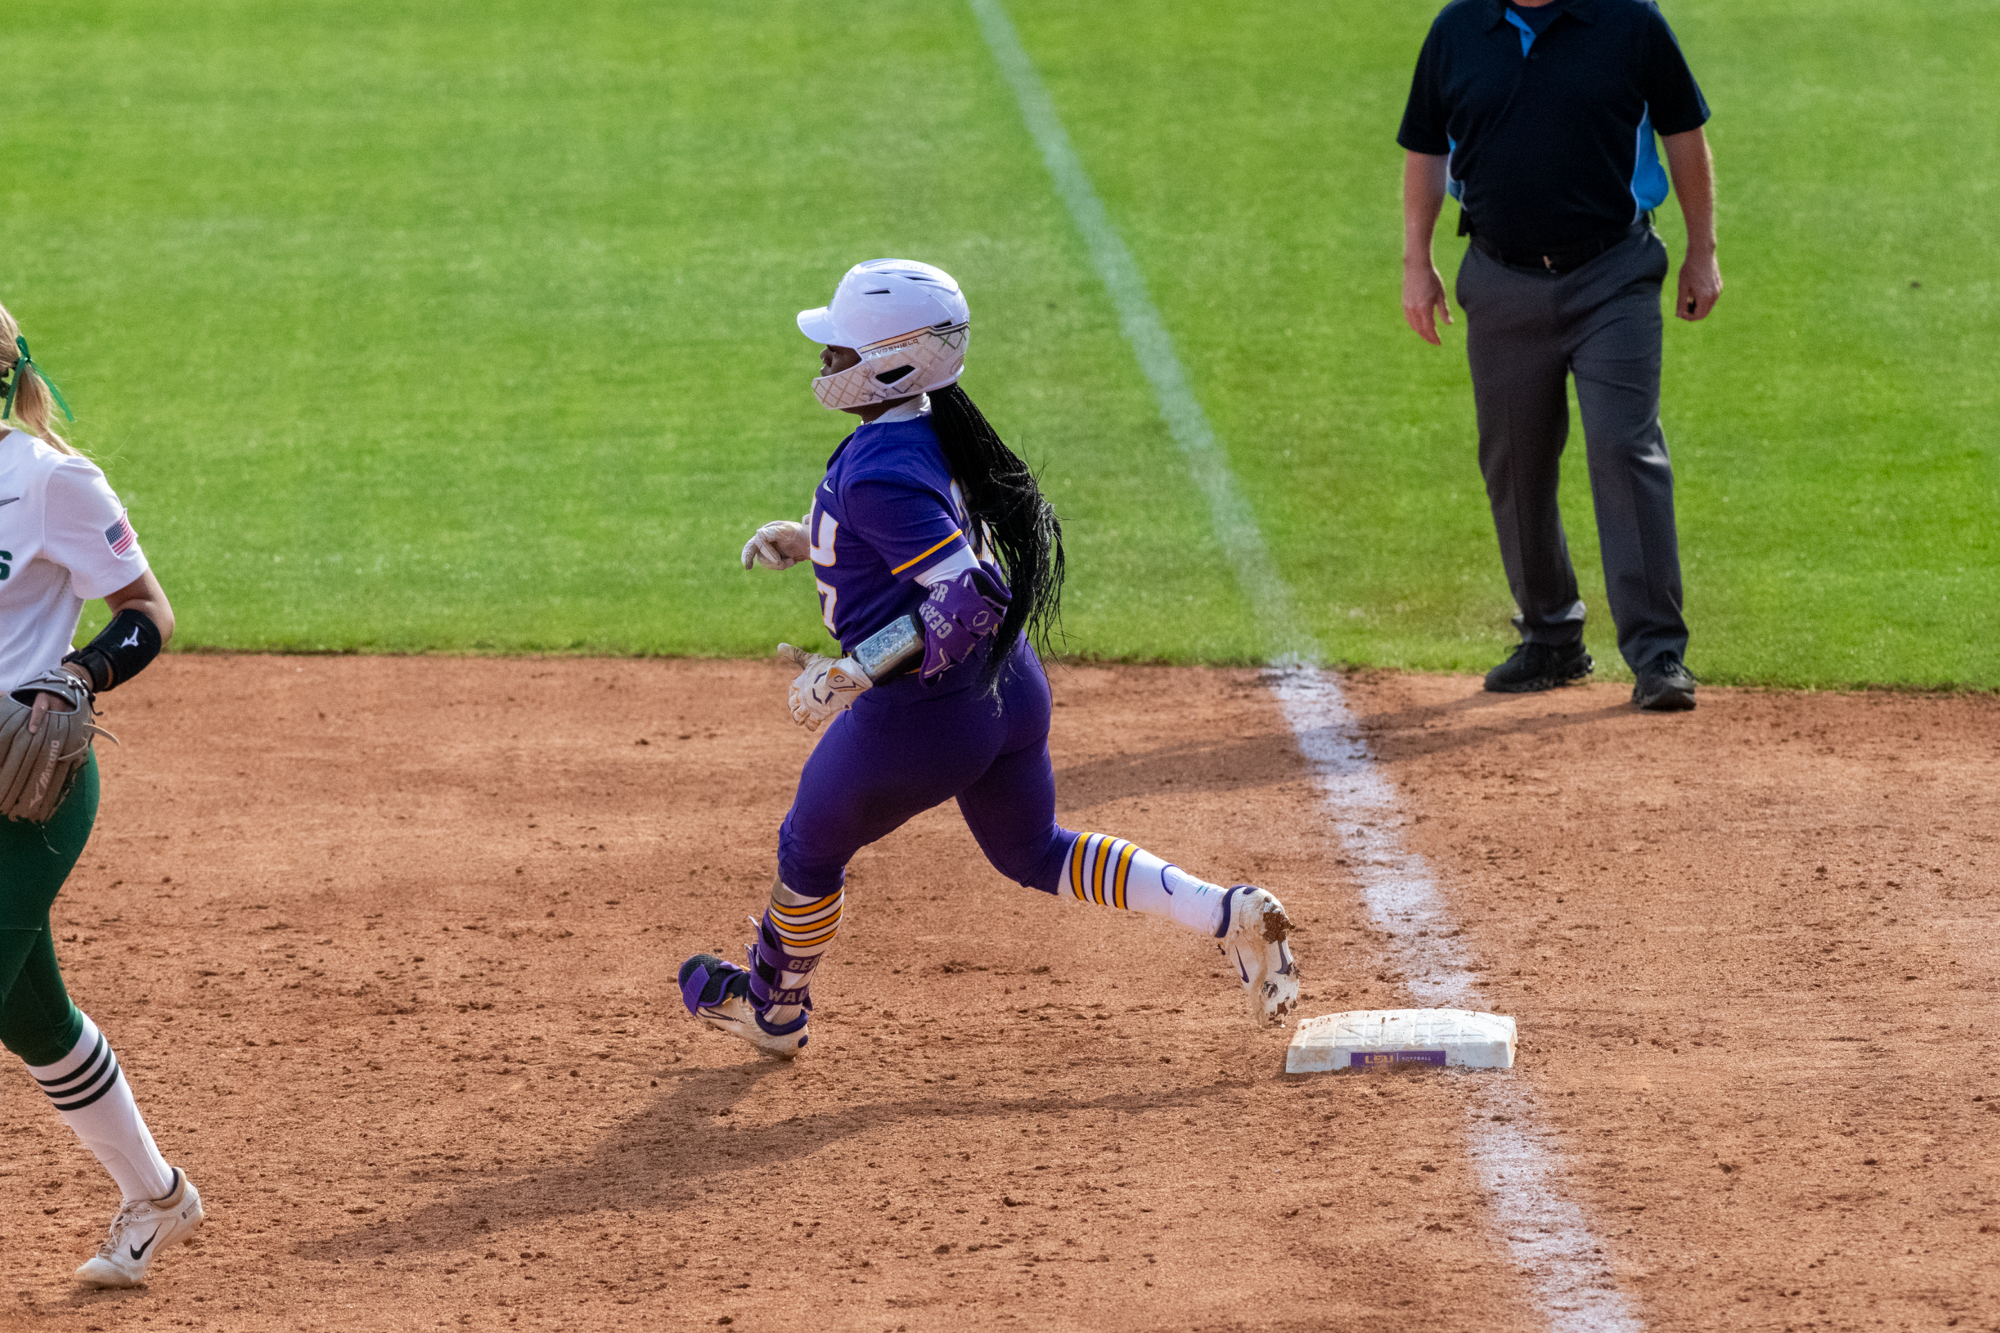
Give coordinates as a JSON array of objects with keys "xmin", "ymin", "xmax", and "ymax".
[
  {"xmin": 1350, "ymin": 690, "xmax": 1636, "ymax": 763},
  {"xmin": 1051, "ymin": 689, "xmax": 1640, "ymax": 804},
  {"xmin": 297, "ymin": 1060, "xmax": 1259, "ymax": 1262},
  {"xmin": 1053, "ymin": 732, "xmax": 1302, "ymax": 805},
  {"xmin": 52, "ymin": 1286, "xmax": 153, "ymax": 1314}
]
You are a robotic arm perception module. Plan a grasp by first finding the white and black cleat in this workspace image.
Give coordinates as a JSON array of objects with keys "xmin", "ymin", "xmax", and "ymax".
[
  {"xmin": 1218, "ymin": 886, "xmax": 1300, "ymax": 1026},
  {"xmin": 678, "ymin": 954, "xmax": 810, "ymax": 1059},
  {"xmin": 75, "ymin": 1168, "xmax": 205, "ymax": 1288}
]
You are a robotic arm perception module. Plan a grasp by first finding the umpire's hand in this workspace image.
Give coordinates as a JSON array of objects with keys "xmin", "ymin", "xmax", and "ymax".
[
  {"xmin": 1403, "ymin": 260, "xmax": 1453, "ymax": 345},
  {"xmin": 1677, "ymin": 251, "xmax": 1723, "ymax": 322}
]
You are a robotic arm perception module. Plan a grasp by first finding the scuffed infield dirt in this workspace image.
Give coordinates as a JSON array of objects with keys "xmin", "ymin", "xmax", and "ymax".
[
  {"xmin": 0, "ymin": 656, "xmax": 1993, "ymax": 1332},
  {"xmin": 1337, "ymin": 671, "xmax": 2000, "ymax": 1332}
]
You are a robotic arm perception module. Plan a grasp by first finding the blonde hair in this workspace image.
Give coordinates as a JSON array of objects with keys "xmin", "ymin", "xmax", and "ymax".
[{"xmin": 0, "ymin": 302, "xmax": 78, "ymax": 456}]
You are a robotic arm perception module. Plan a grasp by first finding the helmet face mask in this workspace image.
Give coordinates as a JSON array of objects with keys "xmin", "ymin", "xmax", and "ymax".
[
  {"xmin": 798, "ymin": 259, "xmax": 971, "ymax": 411},
  {"xmin": 810, "ymin": 322, "xmax": 969, "ymax": 412}
]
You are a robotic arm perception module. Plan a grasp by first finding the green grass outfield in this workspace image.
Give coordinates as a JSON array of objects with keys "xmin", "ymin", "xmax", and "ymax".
[{"xmin": 7, "ymin": 0, "xmax": 1994, "ymax": 686}]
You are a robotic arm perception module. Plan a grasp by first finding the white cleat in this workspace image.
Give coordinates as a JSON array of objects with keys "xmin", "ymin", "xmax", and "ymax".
[
  {"xmin": 678, "ymin": 954, "xmax": 810, "ymax": 1059},
  {"xmin": 75, "ymin": 1169, "xmax": 205, "ymax": 1288},
  {"xmin": 1219, "ymin": 886, "xmax": 1301, "ymax": 1026}
]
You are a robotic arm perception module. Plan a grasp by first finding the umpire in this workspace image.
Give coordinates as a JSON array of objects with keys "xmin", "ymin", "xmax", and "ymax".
[{"xmin": 1398, "ymin": 0, "xmax": 1720, "ymax": 711}]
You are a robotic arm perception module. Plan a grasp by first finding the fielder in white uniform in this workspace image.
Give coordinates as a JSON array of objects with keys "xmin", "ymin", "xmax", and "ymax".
[{"xmin": 0, "ymin": 305, "xmax": 204, "ymax": 1288}]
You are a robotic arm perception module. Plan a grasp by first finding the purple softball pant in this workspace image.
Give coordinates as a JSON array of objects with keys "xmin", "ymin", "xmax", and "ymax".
[{"xmin": 777, "ymin": 638, "xmax": 1076, "ymax": 898}]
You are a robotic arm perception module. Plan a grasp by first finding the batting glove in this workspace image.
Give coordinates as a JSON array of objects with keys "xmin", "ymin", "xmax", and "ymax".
[
  {"xmin": 778, "ymin": 643, "xmax": 872, "ymax": 732},
  {"xmin": 742, "ymin": 519, "xmax": 811, "ymax": 571}
]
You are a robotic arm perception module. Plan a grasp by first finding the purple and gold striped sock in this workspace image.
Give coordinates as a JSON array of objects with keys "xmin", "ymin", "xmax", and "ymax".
[
  {"xmin": 750, "ymin": 881, "xmax": 844, "ymax": 1027},
  {"xmin": 1064, "ymin": 833, "xmax": 1229, "ymax": 936}
]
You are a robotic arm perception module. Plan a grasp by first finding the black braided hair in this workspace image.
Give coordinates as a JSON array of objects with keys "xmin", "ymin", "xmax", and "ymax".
[{"xmin": 927, "ymin": 382, "xmax": 1064, "ymax": 689}]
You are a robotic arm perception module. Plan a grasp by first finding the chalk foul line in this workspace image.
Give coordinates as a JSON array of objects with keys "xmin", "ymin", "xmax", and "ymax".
[
  {"xmin": 1273, "ymin": 669, "xmax": 1641, "ymax": 1329},
  {"xmin": 962, "ymin": 0, "xmax": 1308, "ymax": 666},
  {"xmin": 968, "ymin": 1, "xmax": 1640, "ymax": 1328}
]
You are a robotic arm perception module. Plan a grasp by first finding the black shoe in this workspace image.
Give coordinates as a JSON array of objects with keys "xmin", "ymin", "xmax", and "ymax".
[
  {"xmin": 1483, "ymin": 641, "xmax": 1593, "ymax": 694},
  {"xmin": 1631, "ymin": 652, "xmax": 1698, "ymax": 711}
]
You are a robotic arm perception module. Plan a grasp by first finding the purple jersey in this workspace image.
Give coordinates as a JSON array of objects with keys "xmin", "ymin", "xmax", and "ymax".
[{"xmin": 806, "ymin": 414, "xmax": 1000, "ymax": 658}]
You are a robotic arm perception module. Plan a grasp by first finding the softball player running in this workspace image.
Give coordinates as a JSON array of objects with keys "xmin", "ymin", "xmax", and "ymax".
[
  {"xmin": 679, "ymin": 259, "xmax": 1300, "ymax": 1058},
  {"xmin": 0, "ymin": 308, "xmax": 203, "ymax": 1287}
]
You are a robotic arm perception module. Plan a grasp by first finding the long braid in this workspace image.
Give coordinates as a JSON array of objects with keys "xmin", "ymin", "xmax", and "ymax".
[{"xmin": 927, "ymin": 383, "xmax": 1064, "ymax": 688}]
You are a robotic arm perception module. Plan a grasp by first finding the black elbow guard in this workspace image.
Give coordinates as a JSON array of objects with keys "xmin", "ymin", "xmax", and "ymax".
[{"xmin": 63, "ymin": 608, "xmax": 162, "ymax": 694}]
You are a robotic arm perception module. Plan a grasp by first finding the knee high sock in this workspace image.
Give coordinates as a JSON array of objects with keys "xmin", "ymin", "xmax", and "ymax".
[
  {"xmin": 27, "ymin": 1012, "xmax": 175, "ymax": 1204},
  {"xmin": 1063, "ymin": 833, "xmax": 1231, "ymax": 937},
  {"xmin": 752, "ymin": 879, "xmax": 843, "ymax": 1029}
]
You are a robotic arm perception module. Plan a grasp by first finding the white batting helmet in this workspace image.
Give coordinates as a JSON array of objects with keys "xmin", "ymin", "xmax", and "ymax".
[{"xmin": 797, "ymin": 259, "xmax": 971, "ymax": 412}]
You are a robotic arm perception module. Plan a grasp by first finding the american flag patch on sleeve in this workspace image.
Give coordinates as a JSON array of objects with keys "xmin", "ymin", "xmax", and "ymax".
[{"xmin": 104, "ymin": 512, "xmax": 137, "ymax": 556}]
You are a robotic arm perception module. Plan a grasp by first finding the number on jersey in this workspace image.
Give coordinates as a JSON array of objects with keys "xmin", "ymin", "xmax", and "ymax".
[{"xmin": 810, "ymin": 512, "xmax": 839, "ymax": 635}]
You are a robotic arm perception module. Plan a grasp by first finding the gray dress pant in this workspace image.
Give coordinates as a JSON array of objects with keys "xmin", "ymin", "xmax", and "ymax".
[{"xmin": 1456, "ymin": 226, "xmax": 1688, "ymax": 672}]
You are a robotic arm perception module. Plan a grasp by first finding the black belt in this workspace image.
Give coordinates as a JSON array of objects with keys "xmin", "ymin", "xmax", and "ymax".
[{"xmin": 1467, "ymin": 216, "xmax": 1651, "ymax": 276}]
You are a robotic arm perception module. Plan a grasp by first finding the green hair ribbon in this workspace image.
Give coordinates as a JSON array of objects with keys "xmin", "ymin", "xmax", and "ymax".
[{"xmin": 3, "ymin": 336, "xmax": 74, "ymax": 424}]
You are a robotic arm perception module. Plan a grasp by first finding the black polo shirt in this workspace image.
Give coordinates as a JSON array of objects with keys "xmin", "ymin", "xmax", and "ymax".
[{"xmin": 1397, "ymin": 0, "xmax": 1709, "ymax": 253}]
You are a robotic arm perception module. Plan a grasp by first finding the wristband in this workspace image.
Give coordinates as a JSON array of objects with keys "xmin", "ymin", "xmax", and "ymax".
[
  {"xmin": 852, "ymin": 615, "xmax": 923, "ymax": 683},
  {"xmin": 63, "ymin": 608, "xmax": 162, "ymax": 694}
]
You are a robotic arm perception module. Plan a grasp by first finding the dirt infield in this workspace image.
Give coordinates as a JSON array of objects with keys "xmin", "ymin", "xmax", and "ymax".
[{"xmin": 1, "ymin": 656, "xmax": 1995, "ymax": 1332}]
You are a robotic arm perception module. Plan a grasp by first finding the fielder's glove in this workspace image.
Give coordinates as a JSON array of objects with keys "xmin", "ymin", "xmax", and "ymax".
[
  {"xmin": 777, "ymin": 643, "xmax": 872, "ymax": 732},
  {"xmin": 741, "ymin": 518, "xmax": 811, "ymax": 571},
  {"xmin": 0, "ymin": 669, "xmax": 115, "ymax": 824}
]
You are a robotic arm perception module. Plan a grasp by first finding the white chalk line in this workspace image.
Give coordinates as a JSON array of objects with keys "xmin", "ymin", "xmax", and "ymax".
[
  {"xmin": 1272, "ymin": 672, "xmax": 1639, "ymax": 1328},
  {"xmin": 966, "ymin": 1, "xmax": 1639, "ymax": 1327},
  {"xmin": 963, "ymin": 0, "xmax": 1309, "ymax": 668}
]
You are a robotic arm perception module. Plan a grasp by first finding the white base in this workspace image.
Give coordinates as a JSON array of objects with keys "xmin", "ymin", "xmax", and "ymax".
[{"xmin": 1284, "ymin": 1008, "xmax": 1516, "ymax": 1073}]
